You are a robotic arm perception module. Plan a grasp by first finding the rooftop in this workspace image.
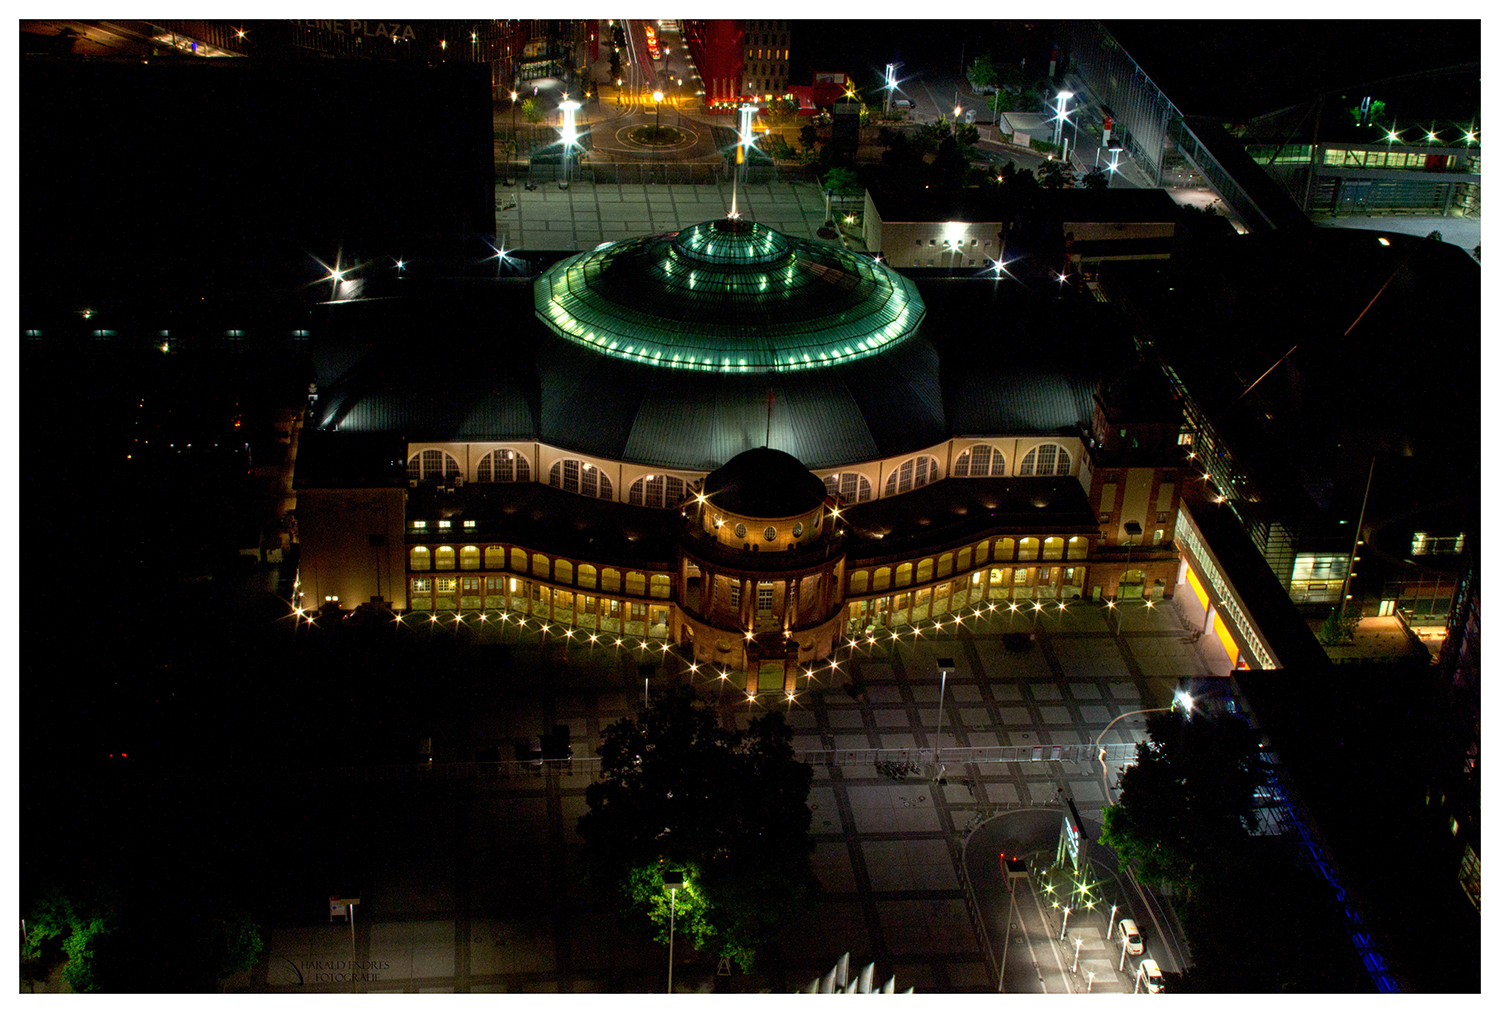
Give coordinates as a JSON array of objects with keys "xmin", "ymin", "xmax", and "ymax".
[{"xmin": 534, "ymin": 218, "xmax": 926, "ymax": 374}]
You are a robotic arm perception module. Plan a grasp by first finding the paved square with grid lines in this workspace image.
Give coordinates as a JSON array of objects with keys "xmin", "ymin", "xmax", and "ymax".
[{"xmin": 238, "ymin": 596, "xmax": 1228, "ymax": 993}]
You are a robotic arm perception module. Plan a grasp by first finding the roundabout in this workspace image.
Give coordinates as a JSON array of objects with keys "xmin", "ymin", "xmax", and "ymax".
[{"xmin": 625, "ymin": 124, "xmax": 690, "ymax": 148}]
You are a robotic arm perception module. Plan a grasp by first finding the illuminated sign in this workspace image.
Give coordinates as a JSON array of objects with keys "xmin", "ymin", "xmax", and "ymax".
[{"xmin": 289, "ymin": 20, "xmax": 417, "ymax": 42}]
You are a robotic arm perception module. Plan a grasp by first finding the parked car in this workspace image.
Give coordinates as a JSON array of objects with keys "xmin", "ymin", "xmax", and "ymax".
[
  {"xmin": 1139, "ymin": 958, "xmax": 1165, "ymax": 993},
  {"xmin": 1117, "ymin": 918, "xmax": 1144, "ymax": 956}
]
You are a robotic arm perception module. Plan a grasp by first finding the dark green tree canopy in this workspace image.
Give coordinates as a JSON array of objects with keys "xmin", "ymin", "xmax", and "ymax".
[
  {"xmin": 578, "ymin": 687, "xmax": 817, "ymax": 971},
  {"xmin": 1101, "ymin": 710, "xmax": 1262, "ymax": 893}
]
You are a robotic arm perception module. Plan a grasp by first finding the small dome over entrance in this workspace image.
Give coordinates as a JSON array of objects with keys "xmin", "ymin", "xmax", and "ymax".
[{"xmin": 701, "ymin": 447, "xmax": 827, "ymax": 519}]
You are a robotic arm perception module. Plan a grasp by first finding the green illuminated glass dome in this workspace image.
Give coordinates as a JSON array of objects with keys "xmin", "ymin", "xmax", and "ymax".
[{"xmin": 534, "ymin": 218, "xmax": 925, "ymax": 373}]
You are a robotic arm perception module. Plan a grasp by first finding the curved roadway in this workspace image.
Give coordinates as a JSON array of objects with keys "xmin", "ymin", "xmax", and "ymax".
[{"xmin": 963, "ymin": 809, "xmax": 1188, "ymax": 992}]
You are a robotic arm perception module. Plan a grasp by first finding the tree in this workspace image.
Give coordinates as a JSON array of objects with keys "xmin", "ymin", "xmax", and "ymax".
[
  {"xmin": 22, "ymin": 883, "xmax": 264, "ymax": 992},
  {"xmin": 521, "ymin": 98, "xmax": 545, "ymax": 124},
  {"xmin": 577, "ymin": 687, "xmax": 818, "ymax": 972},
  {"xmin": 1316, "ymin": 603, "xmax": 1361, "ymax": 645},
  {"xmin": 1037, "ymin": 159, "xmax": 1076, "ymax": 188},
  {"xmin": 1100, "ymin": 710, "xmax": 1262, "ymax": 895},
  {"xmin": 967, "ymin": 54, "xmax": 999, "ymax": 92},
  {"xmin": 821, "ymin": 166, "xmax": 862, "ymax": 197},
  {"xmin": 1081, "ymin": 168, "xmax": 1110, "ymax": 190}
]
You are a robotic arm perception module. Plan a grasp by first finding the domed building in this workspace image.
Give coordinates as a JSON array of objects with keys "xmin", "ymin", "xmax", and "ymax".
[{"xmin": 295, "ymin": 216, "xmax": 1188, "ymax": 683}]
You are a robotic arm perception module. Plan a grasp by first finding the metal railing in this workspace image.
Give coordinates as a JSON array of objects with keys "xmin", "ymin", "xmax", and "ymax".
[{"xmin": 799, "ymin": 743, "xmax": 1137, "ymax": 768}]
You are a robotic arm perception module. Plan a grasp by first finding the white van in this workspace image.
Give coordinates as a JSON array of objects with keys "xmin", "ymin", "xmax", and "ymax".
[
  {"xmin": 1117, "ymin": 918, "xmax": 1143, "ymax": 956},
  {"xmin": 1139, "ymin": 958, "xmax": 1165, "ymax": 992}
]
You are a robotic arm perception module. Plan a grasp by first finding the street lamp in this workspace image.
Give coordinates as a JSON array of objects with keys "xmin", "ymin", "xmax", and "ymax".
[
  {"xmin": 653, "ymin": 89, "xmax": 664, "ymax": 131},
  {"xmin": 559, "ymin": 99, "xmax": 581, "ymax": 189},
  {"xmin": 663, "ymin": 870, "xmax": 685, "ymax": 993},
  {"xmin": 1053, "ymin": 90, "xmax": 1074, "ymax": 146},
  {"xmin": 933, "ymin": 658, "xmax": 954, "ymax": 781}
]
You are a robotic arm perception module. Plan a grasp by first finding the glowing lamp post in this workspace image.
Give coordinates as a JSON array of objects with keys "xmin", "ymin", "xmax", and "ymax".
[
  {"xmin": 1053, "ymin": 90, "xmax": 1074, "ymax": 147},
  {"xmin": 663, "ymin": 870, "xmax": 685, "ymax": 993},
  {"xmin": 559, "ymin": 99, "xmax": 581, "ymax": 189},
  {"xmin": 653, "ymin": 90, "xmax": 664, "ymax": 131}
]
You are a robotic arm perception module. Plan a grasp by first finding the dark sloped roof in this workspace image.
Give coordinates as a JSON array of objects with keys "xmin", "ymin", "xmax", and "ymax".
[{"xmin": 702, "ymin": 448, "xmax": 828, "ymax": 518}]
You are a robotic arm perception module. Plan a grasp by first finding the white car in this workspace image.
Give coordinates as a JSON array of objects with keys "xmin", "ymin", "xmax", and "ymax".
[
  {"xmin": 1139, "ymin": 958, "xmax": 1165, "ymax": 993},
  {"xmin": 1117, "ymin": 918, "xmax": 1144, "ymax": 956}
]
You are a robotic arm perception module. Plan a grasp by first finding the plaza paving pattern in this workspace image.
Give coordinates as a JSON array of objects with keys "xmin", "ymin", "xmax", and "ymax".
[
  {"xmin": 495, "ymin": 179, "xmax": 834, "ymax": 255},
  {"xmin": 240, "ymin": 598, "xmax": 1218, "ymax": 993}
]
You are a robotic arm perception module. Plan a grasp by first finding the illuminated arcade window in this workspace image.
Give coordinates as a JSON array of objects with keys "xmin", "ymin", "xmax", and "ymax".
[
  {"xmin": 884, "ymin": 455, "xmax": 940, "ymax": 496},
  {"xmin": 1019, "ymin": 444, "xmax": 1072, "ymax": 476},
  {"xmin": 407, "ymin": 448, "xmax": 461, "ymax": 481},
  {"xmin": 549, "ymin": 459, "xmax": 613, "ymax": 500},
  {"xmin": 629, "ymin": 474, "xmax": 686, "ymax": 508},
  {"xmin": 953, "ymin": 444, "xmax": 1007, "ymax": 477},
  {"xmin": 478, "ymin": 449, "xmax": 531, "ymax": 483},
  {"xmin": 823, "ymin": 472, "xmax": 873, "ymax": 503}
]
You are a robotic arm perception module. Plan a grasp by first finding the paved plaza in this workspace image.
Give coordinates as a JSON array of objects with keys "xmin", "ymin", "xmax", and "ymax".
[
  {"xmin": 495, "ymin": 179, "xmax": 833, "ymax": 255},
  {"xmin": 236, "ymin": 594, "xmax": 1223, "ymax": 993}
]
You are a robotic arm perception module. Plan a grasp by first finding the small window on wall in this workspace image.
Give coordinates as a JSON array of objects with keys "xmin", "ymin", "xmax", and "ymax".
[
  {"xmin": 734, "ymin": 522, "xmax": 747, "ymax": 539},
  {"xmin": 792, "ymin": 522, "xmax": 803, "ymax": 538}
]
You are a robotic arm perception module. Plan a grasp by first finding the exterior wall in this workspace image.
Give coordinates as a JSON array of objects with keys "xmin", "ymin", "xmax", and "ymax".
[
  {"xmin": 403, "ymin": 436, "xmax": 1083, "ymax": 508},
  {"xmin": 702, "ymin": 503, "xmax": 824, "ymax": 551},
  {"xmin": 739, "ymin": 19, "xmax": 789, "ymax": 98},
  {"xmin": 845, "ymin": 529, "xmax": 1094, "ymax": 633},
  {"xmin": 1090, "ymin": 465, "xmax": 1181, "ymax": 548},
  {"xmin": 298, "ymin": 487, "xmax": 407, "ymax": 609},
  {"xmin": 311, "ymin": 435, "xmax": 1136, "ymax": 665}
]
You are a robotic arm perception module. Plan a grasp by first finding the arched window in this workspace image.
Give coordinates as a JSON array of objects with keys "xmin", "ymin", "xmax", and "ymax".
[
  {"xmin": 994, "ymin": 538, "xmax": 1015, "ymax": 560},
  {"xmin": 434, "ymin": 546, "xmax": 456, "ymax": 570},
  {"xmin": 953, "ymin": 444, "xmax": 1006, "ymax": 477},
  {"xmin": 1068, "ymin": 536, "xmax": 1088, "ymax": 560},
  {"xmin": 410, "ymin": 546, "xmax": 431, "ymax": 571},
  {"xmin": 602, "ymin": 568, "xmax": 621, "ymax": 592},
  {"xmin": 625, "ymin": 572, "xmax": 646, "ymax": 596},
  {"xmin": 822, "ymin": 472, "xmax": 873, "ymax": 503},
  {"xmin": 477, "ymin": 449, "xmax": 531, "ymax": 483},
  {"xmin": 1019, "ymin": 443, "xmax": 1072, "ymax": 476},
  {"xmin": 1018, "ymin": 538, "xmax": 1039, "ymax": 561},
  {"xmin": 460, "ymin": 545, "xmax": 481, "ymax": 570},
  {"xmin": 578, "ymin": 564, "xmax": 597, "ymax": 588},
  {"xmin": 873, "ymin": 567, "xmax": 891, "ymax": 591},
  {"xmin": 406, "ymin": 448, "xmax": 461, "ymax": 481},
  {"xmin": 509, "ymin": 548, "xmax": 527, "ymax": 571},
  {"xmin": 1043, "ymin": 537, "xmax": 1065, "ymax": 560},
  {"xmin": 629, "ymin": 474, "xmax": 686, "ymax": 508},
  {"xmin": 555, "ymin": 560, "xmax": 574, "ymax": 584},
  {"xmin": 484, "ymin": 546, "xmax": 505, "ymax": 569},
  {"xmin": 850, "ymin": 571, "xmax": 869, "ymax": 595},
  {"xmin": 548, "ymin": 459, "xmax": 613, "ymax": 500},
  {"xmin": 938, "ymin": 552, "xmax": 954, "ymax": 577},
  {"xmin": 916, "ymin": 559, "xmax": 934, "ymax": 583},
  {"xmin": 895, "ymin": 562, "xmax": 913, "ymax": 586},
  {"xmin": 883, "ymin": 455, "xmax": 941, "ymax": 496},
  {"xmin": 650, "ymin": 574, "xmax": 671, "ymax": 598},
  {"xmin": 531, "ymin": 554, "xmax": 550, "ymax": 579}
]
